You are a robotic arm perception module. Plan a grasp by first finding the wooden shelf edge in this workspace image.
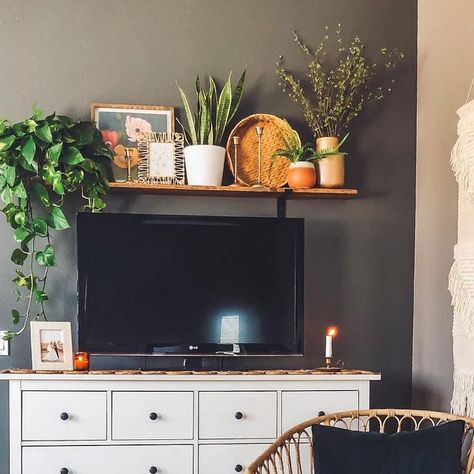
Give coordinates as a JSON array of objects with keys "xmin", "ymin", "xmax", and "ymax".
[{"xmin": 108, "ymin": 182, "xmax": 358, "ymax": 198}]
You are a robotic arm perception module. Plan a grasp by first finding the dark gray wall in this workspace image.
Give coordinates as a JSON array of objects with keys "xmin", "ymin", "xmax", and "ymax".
[{"xmin": 0, "ymin": 0, "xmax": 417, "ymax": 468}]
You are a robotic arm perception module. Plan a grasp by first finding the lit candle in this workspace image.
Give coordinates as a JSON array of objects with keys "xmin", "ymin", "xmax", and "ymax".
[
  {"xmin": 325, "ymin": 327, "xmax": 338, "ymax": 358},
  {"xmin": 74, "ymin": 352, "xmax": 90, "ymax": 371}
]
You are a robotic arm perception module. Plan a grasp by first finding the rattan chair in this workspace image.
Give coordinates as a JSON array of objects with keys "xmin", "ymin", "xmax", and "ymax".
[{"xmin": 245, "ymin": 409, "xmax": 474, "ymax": 474}]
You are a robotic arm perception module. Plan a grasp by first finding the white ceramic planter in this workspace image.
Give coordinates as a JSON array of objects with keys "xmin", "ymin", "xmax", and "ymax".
[{"xmin": 184, "ymin": 145, "xmax": 225, "ymax": 186}]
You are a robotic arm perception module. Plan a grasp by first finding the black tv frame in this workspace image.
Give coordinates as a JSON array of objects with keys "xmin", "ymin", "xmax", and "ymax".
[{"xmin": 77, "ymin": 213, "xmax": 304, "ymax": 358}]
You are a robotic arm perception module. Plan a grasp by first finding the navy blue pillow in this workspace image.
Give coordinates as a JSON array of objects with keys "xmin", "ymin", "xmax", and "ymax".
[{"xmin": 312, "ymin": 420, "xmax": 465, "ymax": 474}]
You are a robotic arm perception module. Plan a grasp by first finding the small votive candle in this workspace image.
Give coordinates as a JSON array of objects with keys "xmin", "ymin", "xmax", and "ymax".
[{"xmin": 74, "ymin": 352, "xmax": 90, "ymax": 371}]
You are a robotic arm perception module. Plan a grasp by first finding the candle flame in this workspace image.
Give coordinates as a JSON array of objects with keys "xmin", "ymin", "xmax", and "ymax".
[{"xmin": 326, "ymin": 326, "xmax": 338, "ymax": 337}]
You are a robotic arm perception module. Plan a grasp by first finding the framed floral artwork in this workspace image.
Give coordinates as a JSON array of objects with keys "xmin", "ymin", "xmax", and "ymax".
[
  {"xmin": 30, "ymin": 321, "xmax": 73, "ymax": 371},
  {"xmin": 91, "ymin": 103, "xmax": 174, "ymax": 182}
]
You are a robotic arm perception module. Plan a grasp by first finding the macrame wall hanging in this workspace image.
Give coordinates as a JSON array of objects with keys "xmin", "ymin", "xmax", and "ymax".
[{"xmin": 449, "ymin": 78, "xmax": 474, "ymax": 416}]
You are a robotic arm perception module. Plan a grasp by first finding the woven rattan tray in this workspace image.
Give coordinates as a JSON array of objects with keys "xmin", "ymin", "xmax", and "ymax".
[{"xmin": 226, "ymin": 114, "xmax": 293, "ymax": 188}]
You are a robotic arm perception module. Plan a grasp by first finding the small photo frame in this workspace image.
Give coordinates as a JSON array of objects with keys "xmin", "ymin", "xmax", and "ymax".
[
  {"xmin": 0, "ymin": 332, "xmax": 9, "ymax": 356},
  {"xmin": 30, "ymin": 321, "xmax": 73, "ymax": 371},
  {"xmin": 91, "ymin": 103, "xmax": 175, "ymax": 182},
  {"xmin": 138, "ymin": 132, "xmax": 185, "ymax": 185}
]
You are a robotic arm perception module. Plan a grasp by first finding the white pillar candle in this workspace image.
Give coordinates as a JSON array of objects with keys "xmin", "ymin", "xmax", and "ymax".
[{"xmin": 325, "ymin": 335, "xmax": 333, "ymax": 358}]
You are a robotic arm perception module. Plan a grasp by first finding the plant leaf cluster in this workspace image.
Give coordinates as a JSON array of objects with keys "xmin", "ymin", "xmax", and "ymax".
[
  {"xmin": 177, "ymin": 70, "xmax": 246, "ymax": 146},
  {"xmin": 272, "ymin": 125, "xmax": 349, "ymax": 173},
  {"xmin": 0, "ymin": 109, "xmax": 113, "ymax": 338},
  {"xmin": 276, "ymin": 26, "xmax": 404, "ymax": 138}
]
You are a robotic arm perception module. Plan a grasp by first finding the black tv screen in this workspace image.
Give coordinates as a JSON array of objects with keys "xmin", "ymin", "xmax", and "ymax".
[{"xmin": 77, "ymin": 213, "xmax": 304, "ymax": 356}]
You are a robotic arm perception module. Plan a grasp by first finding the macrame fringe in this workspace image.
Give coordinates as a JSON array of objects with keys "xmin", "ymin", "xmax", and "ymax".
[
  {"xmin": 452, "ymin": 369, "xmax": 474, "ymax": 417},
  {"xmin": 451, "ymin": 109, "xmax": 474, "ymax": 198},
  {"xmin": 449, "ymin": 260, "xmax": 474, "ymax": 338}
]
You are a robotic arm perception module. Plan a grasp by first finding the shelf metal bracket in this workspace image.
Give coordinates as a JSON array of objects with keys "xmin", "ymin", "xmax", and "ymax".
[{"xmin": 277, "ymin": 194, "xmax": 287, "ymax": 218}]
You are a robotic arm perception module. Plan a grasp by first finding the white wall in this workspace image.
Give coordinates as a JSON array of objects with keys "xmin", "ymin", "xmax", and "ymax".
[{"xmin": 414, "ymin": 0, "xmax": 474, "ymax": 409}]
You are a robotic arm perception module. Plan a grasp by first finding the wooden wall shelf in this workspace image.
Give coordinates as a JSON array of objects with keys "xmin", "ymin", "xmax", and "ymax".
[
  {"xmin": 108, "ymin": 182, "xmax": 358, "ymax": 199},
  {"xmin": 108, "ymin": 182, "xmax": 357, "ymax": 217}
]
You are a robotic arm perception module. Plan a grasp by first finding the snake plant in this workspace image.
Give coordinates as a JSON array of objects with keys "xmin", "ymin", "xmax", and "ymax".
[{"xmin": 176, "ymin": 70, "xmax": 246, "ymax": 146}]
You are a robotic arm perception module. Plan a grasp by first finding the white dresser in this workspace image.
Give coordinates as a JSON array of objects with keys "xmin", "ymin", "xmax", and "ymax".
[{"xmin": 1, "ymin": 371, "xmax": 380, "ymax": 474}]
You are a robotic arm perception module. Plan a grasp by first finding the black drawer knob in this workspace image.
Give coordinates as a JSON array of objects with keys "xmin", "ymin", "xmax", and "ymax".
[
  {"xmin": 235, "ymin": 411, "xmax": 243, "ymax": 420},
  {"xmin": 318, "ymin": 411, "xmax": 326, "ymax": 417},
  {"xmin": 149, "ymin": 412, "xmax": 158, "ymax": 421},
  {"xmin": 235, "ymin": 464, "xmax": 243, "ymax": 472},
  {"xmin": 60, "ymin": 468, "xmax": 69, "ymax": 474},
  {"xmin": 60, "ymin": 412, "xmax": 69, "ymax": 421},
  {"xmin": 149, "ymin": 467, "xmax": 158, "ymax": 474}
]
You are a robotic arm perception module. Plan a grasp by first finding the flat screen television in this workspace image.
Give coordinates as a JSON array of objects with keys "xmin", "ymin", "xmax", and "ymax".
[{"xmin": 77, "ymin": 213, "xmax": 304, "ymax": 357}]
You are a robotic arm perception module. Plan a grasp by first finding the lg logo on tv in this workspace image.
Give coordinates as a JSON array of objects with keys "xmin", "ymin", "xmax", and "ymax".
[{"xmin": 189, "ymin": 345, "xmax": 199, "ymax": 351}]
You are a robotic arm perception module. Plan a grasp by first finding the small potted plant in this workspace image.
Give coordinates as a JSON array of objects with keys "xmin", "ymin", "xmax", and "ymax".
[
  {"xmin": 272, "ymin": 127, "xmax": 347, "ymax": 189},
  {"xmin": 276, "ymin": 27, "xmax": 403, "ymax": 188},
  {"xmin": 176, "ymin": 70, "xmax": 246, "ymax": 186}
]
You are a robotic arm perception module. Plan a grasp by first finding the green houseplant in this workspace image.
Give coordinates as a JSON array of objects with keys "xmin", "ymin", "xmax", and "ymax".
[
  {"xmin": 272, "ymin": 127, "xmax": 348, "ymax": 189},
  {"xmin": 0, "ymin": 106, "xmax": 113, "ymax": 339},
  {"xmin": 276, "ymin": 27, "xmax": 403, "ymax": 187},
  {"xmin": 176, "ymin": 70, "xmax": 246, "ymax": 186}
]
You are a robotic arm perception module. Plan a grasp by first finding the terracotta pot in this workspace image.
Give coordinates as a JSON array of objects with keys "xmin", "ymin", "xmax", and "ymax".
[
  {"xmin": 287, "ymin": 162, "xmax": 317, "ymax": 189},
  {"xmin": 316, "ymin": 136, "xmax": 345, "ymax": 188}
]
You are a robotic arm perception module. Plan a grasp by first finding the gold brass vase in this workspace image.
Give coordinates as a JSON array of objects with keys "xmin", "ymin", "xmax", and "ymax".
[{"xmin": 316, "ymin": 136, "xmax": 345, "ymax": 189}]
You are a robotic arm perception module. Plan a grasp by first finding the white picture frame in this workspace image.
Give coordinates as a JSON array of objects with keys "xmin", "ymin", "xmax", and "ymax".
[
  {"xmin": 0, "ymin": 332, "xmax": 9, "ymax": 356},
  {"xmin": 30, "ymin": 321, "xmax": 73, "ymax": 371}
]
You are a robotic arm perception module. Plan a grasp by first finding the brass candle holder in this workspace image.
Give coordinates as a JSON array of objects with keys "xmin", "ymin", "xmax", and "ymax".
[
  {"xmin": 318, "ymin": 356, "xmax": 344, "ymax": 372},
  {"xmin": 253, "ymin": 126, "xmax": 265, "ymax": 188},
  {"xmin": 125, "ymin": 148, "xmax": 136, "ymax": 183},
  {"xmin": 230, "ymin": 136, "xmax": 241, "ymax": 187}
]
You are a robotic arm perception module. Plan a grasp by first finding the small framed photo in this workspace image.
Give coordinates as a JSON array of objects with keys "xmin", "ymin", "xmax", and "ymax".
[
  {"xmin": 0, "ymin": 332, "xmax": 9, "ymax": 356},
  {"xmin": 30, "ymin": 321, "xmax": 73, "ymax": 371},
  {"xmin": 91, "ymin": 103, "xmax": 174, "ymax": 182},
  {"xmin": 138, "ymin": 132, "xmax": 185, "ymax": 185}
]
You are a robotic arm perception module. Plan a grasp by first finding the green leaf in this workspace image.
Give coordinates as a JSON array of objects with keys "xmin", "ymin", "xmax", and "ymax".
[
  {"xmin": 228, "ymin": 68, "xmax": 246, "ymax": 122},
  {"xmin": 12, "ymin": 181, "xmax": 27, "ymax": 199},
  {"xmin": 198, "ymin": 90, "xmax": 210, "ymax": 144},
  {"xmin": 19, "ymin": 155, "xmax": 38, "ymax": 173},
  {"xmin": 35, "ymin": 244, "xmax": 56, "ymax": 267},
  {"xmin": 46, "ymin": 207, "xmax": 70, "ymax": 230},
  {"xmin": 32, "ymin": 217, "xmax": 47, "ymax": 235},
  {"xmin": 215, "ymin": 73, "xmax": 233, "ymax": 145},
  {"xmin": 11, "ymin": 248, "xmax": 28, "ymax": 265},
  {"xmin": 34, "ymin": 123, "xmax": 53, "ymax": 143},
  {"xmin": 52, "ymin": 174, "xmax": 65, "ymax": 196},
  {"xmin": 4, "ymin": 164, "xmax": 16, "ymax": 186},
  {"xmin": 14, "ymin": 226, "xmax": 30, "ymax": 243},
  {"xmin": 14, "ymin": 211, "xmax": 26, "ymax": 226},
  {"xmin": 32, "ymin": 101, "xmax": 45, "ymax": 120},
  {"xmin": 31, "ymin": 183, "xmax": 50, "ymax": 206},
  {"xmin": 33, "ymin": 290, "xmax": 48, "ymax": 303},
  {"xmin": 2, "ymin": 203, "xmax": 16, "ymax": 219},
  {"xmin": 21, "ymin": 136, "xmax": 36, "ymax": 163},
  {"xmin": 0, "ymin": 135, "xmax": 15, "ymax": 152},
  {"xmin": 176, "ymin": 82, "xmax": 198, "ymax": 145},
  {"xmin": 11, "ymin": 309, "xmax": 20, "ymax": 325},
  {"xmin": 63, "ymin": 146, "xmax": 84, "ymax": 165},
  {"xmin": 0, "ymin": 186, "xmax": 13, "ymax": 205}
]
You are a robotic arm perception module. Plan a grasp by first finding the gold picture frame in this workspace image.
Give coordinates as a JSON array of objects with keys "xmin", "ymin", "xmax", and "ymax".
[
  {"xmin": 30, "ymin": 321, "xmax": 73, "ymax": 371},
  {"xmin": 137, "ymin": 132, "xmax": 185, "ymax": 185},
  {"xmin": 91, "ymin": 103, "xmax": 175, "ymax": 182}
]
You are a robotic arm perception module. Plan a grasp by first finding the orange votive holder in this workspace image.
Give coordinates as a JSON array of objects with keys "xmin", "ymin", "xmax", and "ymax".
[{"xmin": 74, "ymin": 352, "xmax": 90, "ymax": 371}]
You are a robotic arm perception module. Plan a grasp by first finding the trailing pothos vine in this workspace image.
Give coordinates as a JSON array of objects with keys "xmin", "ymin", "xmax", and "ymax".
[{"xmin": 0, "ymin": 106, "xmax": 113, "ymax": 339}]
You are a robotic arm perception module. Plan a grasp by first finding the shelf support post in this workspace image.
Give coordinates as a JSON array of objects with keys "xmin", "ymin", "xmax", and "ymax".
[{"xmin": 277, "ymin": 195, "xmax": 287, "ymax": 218}]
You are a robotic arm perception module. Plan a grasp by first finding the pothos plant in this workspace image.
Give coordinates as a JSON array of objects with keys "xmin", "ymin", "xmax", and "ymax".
[{"xmin": 0, "ymin": 106, "xmax": 113, "ymax": 339}]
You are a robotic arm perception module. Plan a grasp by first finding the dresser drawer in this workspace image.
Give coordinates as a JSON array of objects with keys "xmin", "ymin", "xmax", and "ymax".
[
  {"xmin": 281, "ymin": 390, "xmax": 359, "ymax": 432},
  {"xmin": 199, "ymin": 391, "xmax": 277, "ymax": 439},
  {"xmin": 22, "ymin": 445, "xmax": 193, "ymax": 474},
  {"xmin": 199, "ymin": 443, "xmax": 269, "ymax": 474},
  {"xmin": 22, "ymin": 391, "xmax": 107, "ymax": 441},
  {"xmin": 112, "ymin": 391, "xmax": 193, "ymax": 440}
]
